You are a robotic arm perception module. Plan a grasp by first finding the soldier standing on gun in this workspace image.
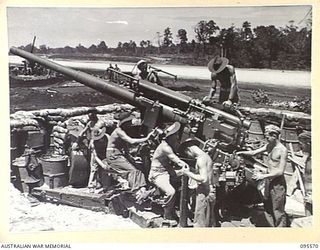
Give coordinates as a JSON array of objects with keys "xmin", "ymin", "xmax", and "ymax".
[
  {"xmin": 179, "ymin": 138, "xmax": 217, "ymax": 227},
  {"xmin": 237, "ymin": 125, "xmax": 288, "ymax": 227},
  {"xmin": 114, "ymin": 64, "xmax": 121, "ymax": 72},
  {"xmin": 204, "ymin": 55, "xmax": 239, "ymax": 107},
  {"xmin": 105, "ymin": 63, "xmax": 114, "ymax": 80}
]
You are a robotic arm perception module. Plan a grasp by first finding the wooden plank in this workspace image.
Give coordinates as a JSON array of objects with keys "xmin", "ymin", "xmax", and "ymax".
[{"xmin": 32, "ymin": 186, "xmax": 107, "ymax": 210}]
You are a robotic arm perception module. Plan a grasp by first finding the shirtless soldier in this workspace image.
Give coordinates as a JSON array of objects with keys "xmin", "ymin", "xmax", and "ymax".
[
  {"xmin": 237, "ymin": 124, "xmax": 288, "ymax": 227},
  {"xmin": 179, "ymin": 138, "xmax": 216, "ymax": 227},
  {"xmin": 73, "ymin": 111, "xmax": 106, "ymax": 191},
  {"xmin": 106, "ymin": 111, "xmax": 153, "ymax": 193},
  {"xmin": 149, "ymin": 122, "xmax": 189, "ymax": 221}
]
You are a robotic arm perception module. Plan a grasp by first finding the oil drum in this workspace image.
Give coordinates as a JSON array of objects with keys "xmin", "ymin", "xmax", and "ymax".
[
  {"xmin": 40, "ymin": 154, "xmax": 68, "ymax": 175},
  {"xmin": 40, "ymin": 154, "xmax": 69, "ymax": 189}
]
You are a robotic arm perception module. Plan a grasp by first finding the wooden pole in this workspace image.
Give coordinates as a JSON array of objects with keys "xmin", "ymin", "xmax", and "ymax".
[
  {"xmin": 289, "ymin": 142, "xmax": 306, "ymax": 197},
  {"xmin": 179, "ymin": 175, "xmax": 188, "ymax": 227}
]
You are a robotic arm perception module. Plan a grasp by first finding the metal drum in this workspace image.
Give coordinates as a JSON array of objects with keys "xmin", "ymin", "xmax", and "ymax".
[
  {"xmin": 40, "ymin": 155, "xmax": 69, "ymax": 189},
  {"xmin": 40, "ymin": 154, "xmax": 68, "ymax": 175}
]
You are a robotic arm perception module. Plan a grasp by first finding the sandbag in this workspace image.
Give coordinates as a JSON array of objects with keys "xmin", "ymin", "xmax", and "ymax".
[
  {"xmin": 53, "ymin": 131, "xmax": 67, "ymax": 140},
  {"xmin": 48, "ymin": 121, "xmax": 58, "ymax": 126},
  {"xmin": 53, "ymin": 125, "xmax": 68, "ymax": 134},
  {"xmin": 53, "ymin": 142, "xmax": 63, "ymax": 149},
  {"xmin": 53, "ymin": 137, "xmax": 64, "ymax": 145},
  {"xmin": 47, "ymin": 115, "xmax": 65, "ymax": 122}
]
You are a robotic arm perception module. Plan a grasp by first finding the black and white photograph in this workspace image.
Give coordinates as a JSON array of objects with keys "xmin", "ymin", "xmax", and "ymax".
[{"xmin": 4, "ymin": 3, "xmax": 314, "ymax": 236}]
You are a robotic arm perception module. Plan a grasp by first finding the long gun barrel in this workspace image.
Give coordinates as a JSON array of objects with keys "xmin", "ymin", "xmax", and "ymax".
[
  {"xmin": 9, "ymin": 47, "xmax": 187, "ymax": 123},
  {"xmin": 9, "ymin": 47, "xmax": 250, "ymax": 130}
]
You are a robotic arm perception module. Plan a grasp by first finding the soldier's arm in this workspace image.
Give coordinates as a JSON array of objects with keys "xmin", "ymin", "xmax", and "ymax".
[
  {"xmin": 237, "ymin": 144, "xmax": 267, "ymax": 156},
  {"xmin": 117, "ymin": 128, "xmax": 149, "ymax": 145},
  {"xmin": 209, "ymin": 73, "xmax": 218, "ymax": 98},
  {"xmin": 79, "ymin": 123, "xmax": 89, "ymax": 138},
  {"xmin": 92, "ymin": 149, "xmax": 108, "ymax": 170},
  {"xmin": 184, "ymin": 158, "xmax": 208, "ymax": 183},
  {"xmin": 227, "ymin": 65, "xmax": 238, "ymax": 101},
  {"xmin": 163, "ymin": 144, "xmax": 188, "ymax": 168}
]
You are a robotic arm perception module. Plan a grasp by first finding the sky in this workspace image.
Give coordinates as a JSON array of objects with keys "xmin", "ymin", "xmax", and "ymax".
[{"xmin": 6, "ymin": 5, "xmax": 312, "ymax": 48}]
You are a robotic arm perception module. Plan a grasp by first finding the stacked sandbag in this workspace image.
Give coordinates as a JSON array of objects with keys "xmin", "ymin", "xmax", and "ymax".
[
  {"xmin": 10, "ymin": 111, "xmax": 42, "ymax": 129},
  {"xmin": 64, "ymin": 104, "xmax": 136, "ymax": 131},
  {"xmin": 93, "ymin": 113, "xmax": 116, "ymax": 127},
  {"xmin": 10, "ymin": 104, "xmax": 136, "ymax": 157},
  {"xmin": 52, "ymin": 122, "xmax": 69, "ymax": 155},
  {"xmin": 239, "ymin": 107, "xmax": 311, "ymax": 130},
  {"xmin": 10, "ymin": 104, "xmax": 135, "ymax": 128}
]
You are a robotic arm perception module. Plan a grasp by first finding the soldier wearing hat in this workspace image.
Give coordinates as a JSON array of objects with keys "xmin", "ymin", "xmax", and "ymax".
[
  {"xmin": 205, "ymin": 55, "xmax": 239, "ymax": 106},
  {"xmin": 179, "ymin": 138, "xmax": 216, "ymax": 227},
  {"xmin": 132, "ymin": 60, "xmax": 149, "ymax": 80},
  {"xmin": 131, "ymin": 60, "xmax": 163, "ymax": 85},
  {"xmin": 149, "ymin": 122, "xmax": 189, "ymax": 221},
  {"xmin": 106, "ymin": 111, "xmax": 154, "ymax": 195},
  {"xmin": 237, "ymin": 124, "xmax": 288, "ymax": 227}
]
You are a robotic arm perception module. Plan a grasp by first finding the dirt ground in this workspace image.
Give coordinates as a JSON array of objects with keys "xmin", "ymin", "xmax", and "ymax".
[
  {"xmin": 9, "ymin": 76, "xmax": 311, "ymax": 114},
  {"xmin": 9, "ymin": 184, "xmax": 139, "ymax": 232}
]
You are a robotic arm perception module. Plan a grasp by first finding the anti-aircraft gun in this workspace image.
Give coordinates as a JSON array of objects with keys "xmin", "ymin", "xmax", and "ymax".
[{"xmin": 10, "ymin": 47, "xmax": 258, "ymax": 225}]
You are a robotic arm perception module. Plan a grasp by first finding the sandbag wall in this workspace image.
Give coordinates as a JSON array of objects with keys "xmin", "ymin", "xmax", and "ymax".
[
  {"xmin": 239, "ymin": 107, "xmax": 311, "ymax": 151},
  {"xmin": 239, "ymin": 107, "xmax": 311, "ymax": 130},
  {"xmin": 10, "ymin": 103, "xmax": 135, "ymax": 158}
]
